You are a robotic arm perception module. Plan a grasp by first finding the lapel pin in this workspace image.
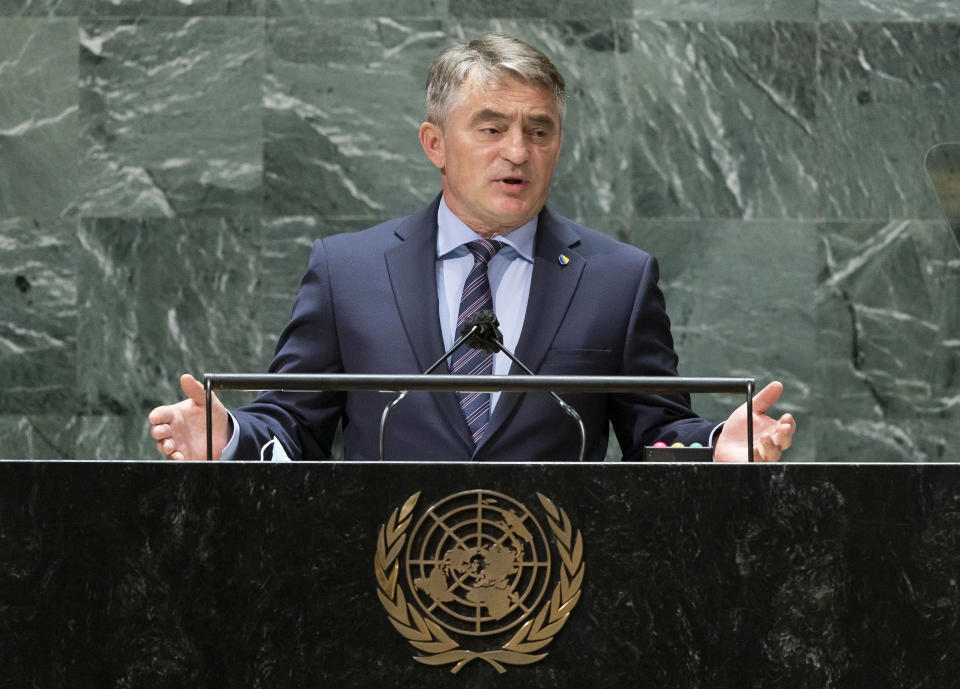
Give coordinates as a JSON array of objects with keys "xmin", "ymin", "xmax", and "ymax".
[{"xmin": 558, "ymin": 254, "xmax": 570, "ymax": 266}]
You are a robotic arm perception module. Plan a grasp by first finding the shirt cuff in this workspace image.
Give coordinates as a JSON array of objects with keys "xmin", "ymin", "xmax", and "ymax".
[
  {"xmin": 710, "ymin": 422, "xmax": 724, "ymax": 461},
  {"xmin": 219, "ymin": 411, "xmax": 240, "ymax": 461}
]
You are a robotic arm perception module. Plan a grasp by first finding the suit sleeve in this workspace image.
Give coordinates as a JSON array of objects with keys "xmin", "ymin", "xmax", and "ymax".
[
  {"xmin": 608, "ymin": 254, "xmax": 716, "ymax": 459},
  {"xmin": 231, "ymin": 239, "xmax": 345, "ymax": 460}
]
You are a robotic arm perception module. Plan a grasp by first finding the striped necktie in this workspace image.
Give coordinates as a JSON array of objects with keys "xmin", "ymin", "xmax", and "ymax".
[{"xmin": 450, "ymin": 238, "xmax": 504, "ymax": 445}]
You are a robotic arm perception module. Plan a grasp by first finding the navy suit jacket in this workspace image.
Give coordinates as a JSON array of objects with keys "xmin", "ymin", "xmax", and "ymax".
[{"xmin": 233, "ymin": 196, "xmax": 715, "ymax": 461}]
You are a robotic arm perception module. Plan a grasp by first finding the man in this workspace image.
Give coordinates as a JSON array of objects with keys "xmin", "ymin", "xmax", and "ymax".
[{"xmin": 149, "ymin": 34, "xmax": 795, "ymax": 462}]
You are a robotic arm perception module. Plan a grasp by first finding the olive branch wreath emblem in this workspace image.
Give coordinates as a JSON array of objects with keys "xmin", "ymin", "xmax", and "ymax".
[{"xmin": 374, "ymin": 491, "xmax": 584, "ymax": 674}]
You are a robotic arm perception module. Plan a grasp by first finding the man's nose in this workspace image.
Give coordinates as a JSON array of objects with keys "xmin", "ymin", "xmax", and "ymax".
[{"xmin": 501, "ymin": 127, "xmax": 529, "ymax": 165}]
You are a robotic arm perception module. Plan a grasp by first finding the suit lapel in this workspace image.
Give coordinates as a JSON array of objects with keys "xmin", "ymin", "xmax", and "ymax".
[
  {"xmin": 479, "ymin": 208, "xmax": 585, "ymax": 454},
  {"xmin": 385, "ymin": 195, "xmax": 474, "ymax": 450}
]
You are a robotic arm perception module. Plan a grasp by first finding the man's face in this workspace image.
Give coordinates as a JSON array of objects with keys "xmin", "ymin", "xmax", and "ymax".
[{"xmin": 420, "ymin": 72, "xmax": 563, "ymax": 237}]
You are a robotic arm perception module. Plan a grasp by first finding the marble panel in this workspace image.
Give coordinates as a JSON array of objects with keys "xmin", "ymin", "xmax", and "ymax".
[
  {"xmin": 0, "ymin": 217, "xmax": 77, "ymax": 415},
  {"xmin": 77, "ymin": 0, "xmax": 264, "ymax": 15},
  {"xmin": 449, "ymin": 20, "xmax": 634, "ymax": 221},
  {"xmin": 816, "ymin": 220, "xmax": 960, "ymax": 461},
  {"xmin": 0, "ymin": 416, "xmax": 77, "ymax": 458},
  {"xmin": 76, "ymin": 217, "xmax": 264, "ymax": 440},
  {"xmin": 821, "ymin": 0, "xmax": 960, "ymax": 21},
  {"xmin": 589, "ymin": 216, "xmax": 816, "ymax": 460},
  {"xmin": 0, "ymin": 0, "xmax": 72, "ymax": 15},
  {"xmin": 819, "ymin": 22, "xmax": 960, "ymax": 220},
  {"xmin": 632, "ymin": 0, "xmax": 817, "ymax": 20},
  {"xmin": 623, "ymin": 21, "xmax": 819, "ymax": 219},
  {"xmin": 450, "ymin": 0, "xmax": 631, "ymax": 19},
  {"xmin": 263, "ymin": 18, "xmax": 445, "ymax": 218},
  {"xmin": 0, "ymin": 18, "xmax": 78, "ymax": 218},
  {"xmin": 77, "ymin": 18, "xmax": 263, "ymax": 218},
  {"xmin": 265, "ymin": 0, "xmax": 446, "ymax": 17}
]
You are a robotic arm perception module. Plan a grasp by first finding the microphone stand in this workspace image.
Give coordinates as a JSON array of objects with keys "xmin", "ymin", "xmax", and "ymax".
[
  {"xmin": 378, "ymin": 311, "xmax": 587, "ymax": 461},
  {"xmin": 377, "ymin": 325, "xmax": 482, "ymax": 461}
]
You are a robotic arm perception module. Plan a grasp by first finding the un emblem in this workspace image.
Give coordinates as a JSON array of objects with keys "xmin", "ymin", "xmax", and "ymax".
[{"xmin": 374, "ymin": 490, "xmax": 584, "ymax": 674}]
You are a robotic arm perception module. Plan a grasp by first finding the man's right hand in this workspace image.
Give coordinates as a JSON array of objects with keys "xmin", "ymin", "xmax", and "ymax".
[{"xmin": 149, "ymin": 373, "xmax": 230, "ymax": 460}]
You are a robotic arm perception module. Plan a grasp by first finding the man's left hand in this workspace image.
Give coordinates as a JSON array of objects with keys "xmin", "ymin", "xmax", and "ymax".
[{"xmin": 714, "ymin": 381, "xmax": 796, "ymax": 462}]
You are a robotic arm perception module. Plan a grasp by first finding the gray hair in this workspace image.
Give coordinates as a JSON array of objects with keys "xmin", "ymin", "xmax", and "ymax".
[{"xmin": 425, "ymin": 34, "xmax": 566, "ymax": 127}]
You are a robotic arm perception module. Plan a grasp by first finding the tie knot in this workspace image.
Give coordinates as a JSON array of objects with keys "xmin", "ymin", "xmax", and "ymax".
[{"xmin": 466, "ymin": 239, "xmax": 504, "ymax": 265}]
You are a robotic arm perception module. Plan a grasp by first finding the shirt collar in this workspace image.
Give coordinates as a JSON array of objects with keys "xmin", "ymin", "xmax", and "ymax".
[{"xmin": 436, "ymin": 195, "xmax": 537, "ymax": 263}]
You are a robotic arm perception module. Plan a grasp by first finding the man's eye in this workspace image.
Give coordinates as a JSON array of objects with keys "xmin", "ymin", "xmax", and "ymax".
[{"xmin": 481, "ymin": 127, "xmax": 500, "ymax": 135}]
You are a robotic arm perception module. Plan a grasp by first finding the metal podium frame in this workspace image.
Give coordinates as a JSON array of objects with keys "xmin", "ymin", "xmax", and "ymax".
[{"xmin": 203, "ymin": 374, "xmax": 756, "ymax": 463}]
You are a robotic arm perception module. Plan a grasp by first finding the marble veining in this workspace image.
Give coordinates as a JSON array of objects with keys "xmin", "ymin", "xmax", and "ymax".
[
  {"xmin": 820, "ymin": 0, "xmax": 960, "ymax": 21},
  {"xmin": 623, "ymin": 21, "xmax": 819, "ymax": 219},
  {"xmin": 0, "ymin": 415, "xmax": 76, "ymax": 457},
  {"xmin": 76, "ymin": 217, "xmax": 264, "ymax": 421},
  {"xmin": 630, "ymin": 0, "xmax": 818, "ymax": 21},
  {"xmin": 817, "ymin": 220, "xmax": 960, "ymax": 459},
  {"xmin": 819, "ymin": 22, "xmax": 960, "ymax": 220},
  {"xmin": 77, "ymin": 18, "xmax": 264, "ymax": 217},
  {"xmin": 0, "ymin": 0, "xmax": 73, "ymax": 15},
  {"xmin": 0, "ymin": 18, "xmax": 78, "ymax": 218},
  {"xmin": 0, "ymin": 217, "xmax": 77, "ymax": 415},
  {"xmin": 79, "ymin": 0, "xmax": 265, "ymax": 16},
  {"xmin": 264, "ymin": 17, "xmax": 445, "ymax": 218},
  {"xmin": 266, "ymin": 0, "xmax": 446, "ymax": 16},
  {"xmin": 450, "ymin": 0, "xmax": 632, "ymax": 19}
]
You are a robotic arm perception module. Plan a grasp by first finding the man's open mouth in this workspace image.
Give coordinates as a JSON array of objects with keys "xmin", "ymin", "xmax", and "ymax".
[{"xmin": 502, "ymin": 178, "xmax": 525, "ymax": 185}]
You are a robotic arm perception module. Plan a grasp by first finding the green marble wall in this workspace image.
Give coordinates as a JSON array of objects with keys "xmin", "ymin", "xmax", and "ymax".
[{"xmin": 1, "ymin": 1, "xmax": 958, "ymax": 460}]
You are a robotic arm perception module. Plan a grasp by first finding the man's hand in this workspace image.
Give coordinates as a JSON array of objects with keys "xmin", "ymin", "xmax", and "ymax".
[
  {"xmin": 714, "ymin": 380, "xmax": 796, "ymax": 463},
  {"xmin": 148, "ymin": 374, "xmax": 230, "ymax": 461}
]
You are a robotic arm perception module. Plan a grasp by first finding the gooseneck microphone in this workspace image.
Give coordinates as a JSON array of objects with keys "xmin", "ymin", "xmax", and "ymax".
[
  {"xmin": 460, "ymin": 309, "xmax": 503, "ymax": 352},
  {"xmin": 377, "ymin": 310, "xmax": 587, "ymax": 461}
]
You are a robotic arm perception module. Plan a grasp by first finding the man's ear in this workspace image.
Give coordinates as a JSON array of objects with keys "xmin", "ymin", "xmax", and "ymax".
[{"xmin": 419, "ymin": 121, "xmax": 445, "ymax": 170}]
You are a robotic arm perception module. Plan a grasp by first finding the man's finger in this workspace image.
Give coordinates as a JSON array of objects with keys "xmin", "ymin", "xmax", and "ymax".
[
  {"xmin": 180, "ymin": 373, "xmax": 206, "ymax": 407},
  {"xmin": 755, "ymin": 435, "xmax": 771, "ymax": 461},
  {"xmin": 778, "ymin": 414, "xmax": 795, "ymax": 450},
  {"xmin": 754, "ymin": 435, "xmax": 781, "ymax": 463},
  {"xmin": 150, "ymin": 424, "xmax": 171, "ymax": 440},
  {"xmin": 148, "ymin": 406, "xmax": 172, "ymax": 425},
  {"xmin": 752, "ymin": 380, "xmax": 784, "ymax": 416}
]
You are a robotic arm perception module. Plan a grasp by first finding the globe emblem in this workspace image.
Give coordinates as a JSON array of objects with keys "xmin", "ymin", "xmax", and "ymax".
[{"xmin": 405, "ymin": 490, "xmax": 553, "ymax": 637}]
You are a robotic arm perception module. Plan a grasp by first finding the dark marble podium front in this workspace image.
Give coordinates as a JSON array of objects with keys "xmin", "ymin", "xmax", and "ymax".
[{"xmin": 1, "ymin": 461, "xmax": 958, "ymax": 688}]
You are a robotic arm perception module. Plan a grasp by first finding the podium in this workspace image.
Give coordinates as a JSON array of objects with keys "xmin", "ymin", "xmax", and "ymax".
[{"xmin": 1, "ymin": 460, "xmax": 958, "ymax": 688}]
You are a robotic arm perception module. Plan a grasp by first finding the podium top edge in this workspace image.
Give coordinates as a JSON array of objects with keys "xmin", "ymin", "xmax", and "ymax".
[{"xmin": 202, "ymin": 373, "xmax": 755, "ymax": 394}]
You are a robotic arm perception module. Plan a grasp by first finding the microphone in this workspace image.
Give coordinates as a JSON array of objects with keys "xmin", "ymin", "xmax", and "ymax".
[
  {"xmin": 378, "ymin": 309, "xmax": 587, "ymax": 461},
  {"xmin": 461, "ymin": 309, "xmax": 502, "ymax": 352}
]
